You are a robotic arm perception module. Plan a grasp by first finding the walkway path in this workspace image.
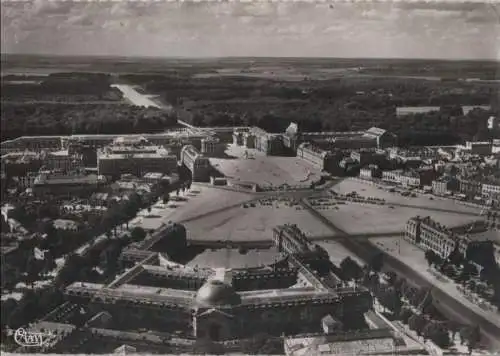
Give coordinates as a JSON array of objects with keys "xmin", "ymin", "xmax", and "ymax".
[{"xmin": 111, "ymin": 84, "xmax": 166, "ymax": 110}]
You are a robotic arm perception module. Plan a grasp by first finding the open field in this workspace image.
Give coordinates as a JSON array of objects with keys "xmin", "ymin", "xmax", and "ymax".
[
  {"xmin": 130, "ymin": 185, "xmax": 254, "ymax": 230},
  {"xmin": 371, "ymin": 236, "xmax": 500, "ymax": 329},
  {"xmin": 210, "ymin": 144, "xmax": 323, "ymax": 187},
  {"xmin": 183, "ymin": 203, "xmax": 334, "ymax": 242},
  {"xmin": 312, "ymin": 201, "xmax": 481, "ymax": 235},
  {"xmin": 186, "ymin": 247, "xmax": 283, "ymax": 269},
  {"xmin": 332, "ymin": 179, "xmax": 483, "ymax": 215}
]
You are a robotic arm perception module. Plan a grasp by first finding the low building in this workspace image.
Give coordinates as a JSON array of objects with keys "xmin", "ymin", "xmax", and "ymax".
[
  {"xmin": 351, "ymin": 149, "xmax": 387, "ymax": 167},
  {"xmin": 201, "ymin": 137, "xmax": 225, "ymax": 156},
  {"xmin": 362, "ymin": 127, "xmax": 397, "ymax": 149},
  {"xmin": 232, "ymin": 129, "xmax": 245, "ymax": 146},
  {"xmin": 396, "ymin": 106, "xmax": 440, "ymax": 117},
  {"xmin": 382, "ymin": 169, "xmax": 433, "ymax": 187},
  {"xmin": 488, "ymin": 116, "xmax": 499, "ymax": 130},
  {"xmin": 32, "ymin": 171, "xmax": 107, "ymax": 197},
  {"xmin": 1, "ymin": 242, "xmax": 23, "ymax": 289},
  {"xmin": 462, "ymin": 105, "xmax": 491, "ymax": 115},
  {"xmin": 458, "ymin": 178, "xmax": 483, "ymax": 198},
  {"xmin": 97, "ymin": 137, "xmax": 177, "ymax": 178},
  {"xmin": 405, "ymin": 216, "xmax": 458, "ymax": 258},
  {"xmin": 296, "ymin": 142, "xmax": 338, "ymax": 172},
  {"xmin": 461, "ymin": 141, "xmax": 492, "ymax": 155},
  {"xmin": 243, "ymin": 132, "xmax": 256, "ymax": 149},
  {"xmin": 180, "ymin": 145, "xmax": 210, "ymax": 182},
  {"xmin": 432, "ymin": 176, "xmax": 459, "ymax": 195},
  {"xmin": 284, "ymin": 329, "xmax": 397, "ymax": 356},
  {"xmin": 283, "ymin": 122, "xmax": 299, "ymax": 151},
  {"xmin": 44, "ymin": 150, "xmax": 82, "ymax": 172},
  {"xmin": 0, "ymin": 135, "xmax": 62, "ymax": 155},
  {"xmin": 359, "ymin": 165, "xmax": 381, "ymax": 179},
  {"xmin": 142, "ymin": 172, "xmax": 166, "ymax": 185},
  {"xmin": 1, "ymin": 151, "xmax": 44, "ymax": 177},
  {"xmin": 251, "ymin": 127, "xmax": 284, "ymax": 155},
  {"xmin": 405, "ymin": 216, "xmax": 496, "ymax": 260},
  {"xmin": 482, "ymin": 182, "xmax": 500, "ymax": 202},
  {"xmin": 329, "ymin": 136, "xmax": 378, "ymax": 150}
]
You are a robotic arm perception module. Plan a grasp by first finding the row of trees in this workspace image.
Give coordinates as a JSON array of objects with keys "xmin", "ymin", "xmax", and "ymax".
[
  {"xmin": 424, "ymin": 242, "xmax": 500, "ymax": 308},
  {"xmin": 1, "ymin": 103, "xmax": 178, "ymax": 141},
  {"xmin": 336, "ymin": 255, "xmax": 482, "ymax": 353}
]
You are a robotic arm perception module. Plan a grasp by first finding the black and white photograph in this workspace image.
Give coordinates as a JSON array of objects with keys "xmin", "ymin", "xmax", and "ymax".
[{"xmin": 1, "ymin": 0, "xmax": 499, "ymax": 354}]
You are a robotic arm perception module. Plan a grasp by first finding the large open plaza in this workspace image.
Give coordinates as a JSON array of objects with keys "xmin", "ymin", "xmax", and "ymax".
[
  {"xmin": 307, "ymin": 201, "xmax": 481, "ymax": 235},
  {"xmin": 130, "ymin": 184, "xmax": 255, "ymax": 231},
  {"xmin": 210, "ymin": 144, "xmax": 323, "ymax": 187},
  {"xmin": 183, "ymin": 200, "xmax": 334, "ymax": 242}
]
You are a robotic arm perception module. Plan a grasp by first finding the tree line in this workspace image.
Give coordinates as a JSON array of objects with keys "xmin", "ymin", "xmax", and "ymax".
[
  {"xmin": 1, "ymin": 103, "xmax": 179, "ymax": 141},
  {"xmin": 336, "ymin": 254, "xmax": 482, "ymax": 353}
]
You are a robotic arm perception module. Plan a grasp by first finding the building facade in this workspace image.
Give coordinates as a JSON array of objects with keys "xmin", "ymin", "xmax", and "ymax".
[
  {"xmin": 32, "ymin": 171, "xmax": 107, "ymax": 197},
  {"xmin": 62, "ymin": 223, "xmax": 371, "ymax": 346},
  {"xmin": 432, "ymin": 177, "xmax": 459, "ymax": 196},
  {"xmin": 359, "ymin": 165, "xmax": 382, "ymax": 179},
  {"xmin": 180, "ymin": 145, "xmax": 210, "ymax": 182},
  {"xmin": 97, "ymin": 137, "xmax": 177, "ymax": 178},
  {"xmin": 201, "ymin": 137, "xmax": 224, "ymax": 156},
  {"xmin": 459, "ymin": 178, "xmax": 483, "ymax": 198},
  {"xmin": 296, "ymin": 142, "xmax": 338, "ymax": 172},
  {"xmin": 405, "ymin": 216, "xmax": 457, "ymax": 258}
]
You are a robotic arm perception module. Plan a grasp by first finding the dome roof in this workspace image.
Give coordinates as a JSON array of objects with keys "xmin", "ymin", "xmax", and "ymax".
[{"xmin": 195, "ymin": 280, "xmax": 241, "ymax": 307}]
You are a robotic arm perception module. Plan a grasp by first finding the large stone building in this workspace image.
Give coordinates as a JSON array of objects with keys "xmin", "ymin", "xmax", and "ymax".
[
  {"xmin": 232, "ymin": 127, "xmax": 284, "ymax": 155},
  {"xmin": 200, "ymin": 136, "xmax": 225, "ymax": 156},
  {"xmin": 295, "ymin": 127, "xmax": 395, "ymax": 151},
  {"xmin": 43, "ymin": 149, "xmax": 83, "ymax": 172},
  {"xmin": 458, "ymin": 178, "xmax": 483, "ymax": 198},
  {"xmin": 432, "ymin": 176, "xmax": 459, "ymax": 195},
  {"xmin": 180, "ymin": 145, "xmax": 210, "ymax": 182},
  {"xmin": 296, "ymin": 142, "xmax": 339, "ymax": 172},
  {"xmin": 32, "ymin": 171, "xmax": 107, "ymax": 197},
  {"xmin": 1, "ymin": 151, "xmax": 44, "ymax": 177},
  {"xmin": 405, "ymin": 216, "xmax": 458, "ymax": 259},
  {"xmin": 0, "ymin": 135, "xmax": 62, "ymax": 154},
  {"xmin": 34, "ymin": 223, "xmax": 374, "ymax": 353},
  {"xmin": 405, "ymin": 216, "xmax": 497, "ymax": 261},
  {"xmin": 97, "ymin": 137, "xmax": 177, "ymax": 178}
]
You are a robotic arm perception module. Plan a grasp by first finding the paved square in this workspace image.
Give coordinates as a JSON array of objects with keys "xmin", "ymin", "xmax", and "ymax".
[{"xmin": 210, "ymin": 144, "xmax": 323, "ymax": 187}]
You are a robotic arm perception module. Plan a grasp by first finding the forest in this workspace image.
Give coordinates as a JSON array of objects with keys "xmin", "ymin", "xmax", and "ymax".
[
  {"xmin": 122, "ymin": 73, "xmax": 498, "ymax": 146},
  {"xmin": 0, "ymin": 103, "xmax": 179, "ymax": 140}
]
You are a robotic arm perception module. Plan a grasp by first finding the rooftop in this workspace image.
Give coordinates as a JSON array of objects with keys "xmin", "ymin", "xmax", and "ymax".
[{"xmin": 34, "ymin": 173, "xmax": 106, "ymax": 186}]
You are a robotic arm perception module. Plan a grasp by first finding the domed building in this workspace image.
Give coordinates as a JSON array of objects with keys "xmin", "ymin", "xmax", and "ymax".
[
  {"xmin": 195, "ymin": 279, "xmax": 241, "ymax": 308},
  {"xmin": 64, "ymin": 224, "xmax": 373, "ymax": 346}
]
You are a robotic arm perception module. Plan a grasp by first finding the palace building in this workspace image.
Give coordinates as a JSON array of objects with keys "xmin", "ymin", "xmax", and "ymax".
[
  {"xmin": 30, "ymin": 222, "xmax": 375, "ymax": 353},
  {"xmin": 97, "ymin": 137, "xmax": 178, "ymax": 178}
]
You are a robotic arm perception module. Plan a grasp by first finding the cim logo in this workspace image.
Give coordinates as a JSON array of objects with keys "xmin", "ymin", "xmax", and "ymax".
[{"xmin": 13, "ymin": 328, "xmax": 58, "ymax": 348}]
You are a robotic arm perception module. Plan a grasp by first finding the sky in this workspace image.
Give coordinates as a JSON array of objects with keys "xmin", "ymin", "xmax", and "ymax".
[{"xmin": 1, "ymin": 0, "xmax": 499, "ymax": 60}]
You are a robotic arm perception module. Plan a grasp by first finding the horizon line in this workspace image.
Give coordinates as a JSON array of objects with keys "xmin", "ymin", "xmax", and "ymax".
[{"xmin": 1, "ymin": 52, "xmax": 499, "ymax": 63}]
